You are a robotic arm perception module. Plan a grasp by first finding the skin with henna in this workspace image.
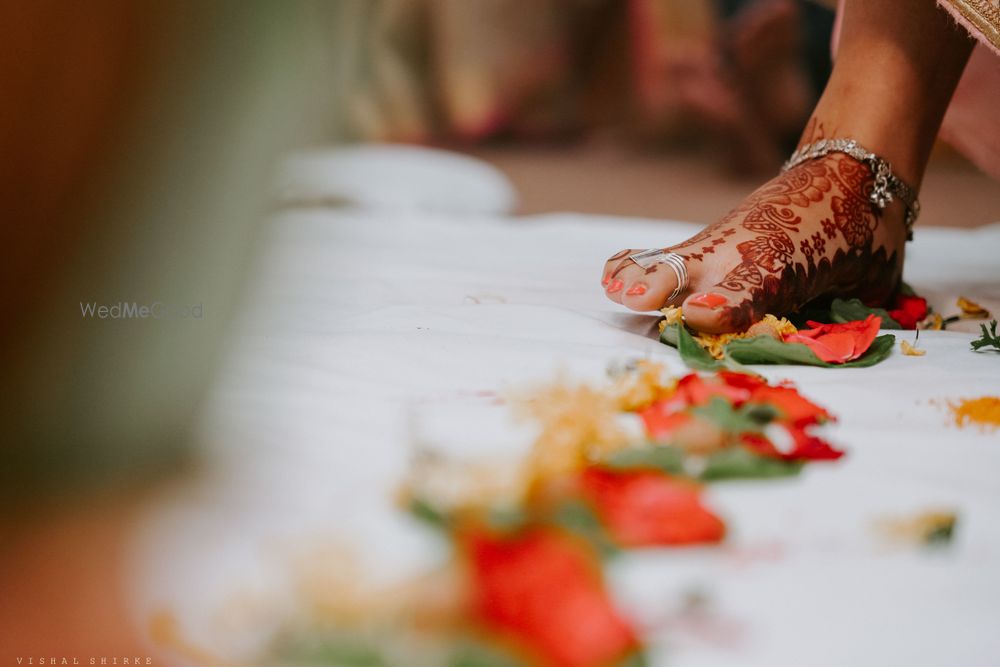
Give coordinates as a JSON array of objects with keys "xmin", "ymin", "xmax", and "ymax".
[{"xmin": 602, "ymin": 0, "xmax": 974, "ymax": 334}]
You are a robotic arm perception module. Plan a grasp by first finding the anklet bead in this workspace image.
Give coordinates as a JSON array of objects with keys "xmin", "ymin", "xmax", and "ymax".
[{"xmin": 783, "ymin": 138, "xmax": 919, "ymax": 241}]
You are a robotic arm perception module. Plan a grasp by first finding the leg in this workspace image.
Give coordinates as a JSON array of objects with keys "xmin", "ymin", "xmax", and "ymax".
[{"xmin": 603, "ymin": 0, "xmax": 974, "ymax": 333}]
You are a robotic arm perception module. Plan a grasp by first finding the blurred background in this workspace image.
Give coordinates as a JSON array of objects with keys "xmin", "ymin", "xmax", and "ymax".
[
  {"xmin": 334, "ymin": 0, "xmax": 1000, "ymax": 223},
  {"xmin": 1, "ymin": 0, "xmax": 998, "ymax": 663}
]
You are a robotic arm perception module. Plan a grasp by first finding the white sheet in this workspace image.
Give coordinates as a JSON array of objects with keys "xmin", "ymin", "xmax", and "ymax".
[{"xmin": 134, "ymin": 151, "xmax": 1000, "ymax": 667}]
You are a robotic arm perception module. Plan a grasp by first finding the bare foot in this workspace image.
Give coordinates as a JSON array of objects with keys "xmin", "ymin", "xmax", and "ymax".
[{"xmin": 600, "ymin": 153, "xmax": 906, "ymax": 334}]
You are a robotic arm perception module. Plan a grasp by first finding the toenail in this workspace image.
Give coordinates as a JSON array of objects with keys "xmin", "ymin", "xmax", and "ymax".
[
  {"xmin": 626, "ymin": 283, "xmax": 647, "ymax": 296},
  {"xmin": 602, "ymin": 274, "xmax": 611, "ymax": 287},
  {"xmin": 689, "ymin": 292, "xmax": 729, "ymax": 308},
  {"xmin": 607, "ymin": 279, "xmax": 624, "ymax": 293}
]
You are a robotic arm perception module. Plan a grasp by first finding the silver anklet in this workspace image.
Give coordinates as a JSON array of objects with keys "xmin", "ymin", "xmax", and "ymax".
[{"xmin": 783, "ymin": 138, "xmax": 920, "ymax": 240}]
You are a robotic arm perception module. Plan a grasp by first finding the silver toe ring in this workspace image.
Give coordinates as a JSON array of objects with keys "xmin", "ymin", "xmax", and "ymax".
[{"xmin": 628, "ymin": 250, "xmax": 689, "ymax": 302}]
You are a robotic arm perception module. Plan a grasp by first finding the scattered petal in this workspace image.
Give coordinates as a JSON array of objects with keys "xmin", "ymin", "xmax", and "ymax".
[
  {"xmin": 923, "ymin": 313, "xmax": 944, "ymax": 330},
  {"xmin": 958, "ymin": 296, "xmax": 990, "ymax": 319},
  {"xmin": 748, "ymin": 385, "xmax": 832, "ymax": 427},
  {"xmin": 783, "ymin": 315, "xmax": 881, "ymax": 363},
  {"xmin": 876, "ymin": 510, "xmax": 958, "ymax": 547},
  {"xmin": 579, "ymin": 468, "xmax": 726, "ymax": 547},
  {"xmin": 462, "ymin": 526, "xmax": 640, "ymax": 667},
  {"xmin": 888, "ymin": 295, "xmax": 928, "ymax": 330}
]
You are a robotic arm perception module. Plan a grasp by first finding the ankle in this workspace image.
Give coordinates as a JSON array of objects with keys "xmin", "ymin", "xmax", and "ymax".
[
  {"xmin": 797, "ymin": 103, "xmax": 928, "ymax": 191},
  {"xmin": 799, "ymin": 1, "xmax": 974, "ymax": 190}
]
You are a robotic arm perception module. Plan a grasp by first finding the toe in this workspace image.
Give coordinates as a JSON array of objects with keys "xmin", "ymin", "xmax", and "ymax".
[
  {"xmin": 603, "ymin": 248, "xmax": 697, "ymax": 312},
  {"xmin": 681, "ymin": 291, "xmax": 750, "ymax": 334},
  {"xmin": 620, "ymin": 263, "xmax": 683, "ymax": 312},
  {"xmin": 605, "ymin": 276, "xmax": 626, "ymax": 302},
  {"xmin": 602, "ymin": 249, "xmax": 635, "ymax": 304}
]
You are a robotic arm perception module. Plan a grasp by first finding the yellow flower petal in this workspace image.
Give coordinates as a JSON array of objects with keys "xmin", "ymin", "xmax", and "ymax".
[
  {"xmin": 900, "ymin": 340, "xmax": 926, "ymax": 356},
  {"xmin": 924, "ymin": 313, "xmax": 943, "ymax": 331},
  {"xmin": 957, "ymin": 296, "xmax": 990, "ymax": 319}
]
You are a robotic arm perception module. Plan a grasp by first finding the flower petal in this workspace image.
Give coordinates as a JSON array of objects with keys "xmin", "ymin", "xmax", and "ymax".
[
  {"xmin": 579, "ymin": 468, "xmax": 725, "ymax": 547},
  {"xmin": 638, "ymin": 408, "xmax": 692, "ymax": 441},
  {"xmin": 785, "ymin": 314, "xmax": 882, "ymax": 363},
  {"xmin": 851, "ymin": 314, "xmax": 882, "ymax": 354},
  {"xmin": 749, "ymin": 385, "xmax": 831, "ymax": 426},
  {"xmin": 785, "ymin": 332, "xmax": 854, "ymax": 363},
  {"xmin": 462, "ymin": 526, "xmax": 639, "ymax": 667}
]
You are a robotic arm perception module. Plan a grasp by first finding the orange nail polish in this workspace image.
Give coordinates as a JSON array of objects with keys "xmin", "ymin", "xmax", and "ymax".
[
  {"xmin": 626, "ymin": 283, "xmax": 647, "ymax": 296},
  {"xmin": 689, "ymin": 292, "xmax": 728, "ymax": 308},
  {"xmin": 607, "ymin": 279, "xmax": 624, "ymax": 293},
  {"xmin": 602, "ymin": 274, "xmax": 611, "ymax": 287}
]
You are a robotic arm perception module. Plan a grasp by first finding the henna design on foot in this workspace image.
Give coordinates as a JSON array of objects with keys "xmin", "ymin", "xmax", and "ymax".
[{"xmin": 601, "ymin": 152, "xmax": 907, "ymax": 332}]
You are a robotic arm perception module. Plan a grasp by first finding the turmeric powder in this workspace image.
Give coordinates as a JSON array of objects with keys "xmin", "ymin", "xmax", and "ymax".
[{"xmin": 949, "ymin": 396, "xmax": 1000, "ymax": 431}]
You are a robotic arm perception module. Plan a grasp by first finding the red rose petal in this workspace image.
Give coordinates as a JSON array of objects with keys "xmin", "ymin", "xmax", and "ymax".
[
  {"xmin": 889, "ymin": 309, "xmax": 916, "ymax": 329},
  {"xmin": 675, "ymin": 373, "xmax": 751, "ymax": 407},
  {"xmin": 462, "ymin": 527, "xmax": 639, "ymax": 667},
  {"xmin": 785, "ymin": 331, "xmax": 853, "ymax": 363},
  {"xmin": 788, "ymin": 429, "xmax": 845, "ymax": 460},
  {"xmin": 784, "ymin": 314, "xmax": 882, "ymax": 363},
  {"xmin": 899, "ymin": 295, "xmax": 928, "ymax": 318},
  {"xmin": 579, "ymin": 468, "xmax": 725, "ymax": 547},
  {"xmin": 639, "ymin": 408, "xmax": 692, "ymax": 441},
  {"xmin": 741, "ymin": 428, "xmax": 844, "ymax": 461},
  {"xmin": 718, "ymin": 370, "xmax": 768, "ymax": 391},
  {"xmin": 749, "ymin": 385, "xmax": 831, "ymax": 427},
  {"xmin": 849, "ymin": 314, "xmax": 882, "ymax": 355},
  {"xmin": 888, "ymin": 295, "xmax": 927, "ymax": 330}
]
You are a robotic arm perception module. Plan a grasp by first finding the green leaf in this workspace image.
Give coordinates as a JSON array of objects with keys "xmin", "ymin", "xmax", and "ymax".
[
  {"xmin": 551, "ymin": 500, "xmax": 620, "ymax": 558},
  {"xmin": 660, "ymin": 317, "xmax": 895, "ymax": 369},
  {"xmin": 659, "ymin": 321, "xmax": 680, "ymax": 347},
  {"xmin": 662, "ymin": 322, "xmax": 725, "ymax": 371},
  {"xmin": 925, "ymin": 521, "xmax": 957, "ymax": 546},
  {"xmin": 274, "ymin": 635, "xmax": 390, "ymax": 666},
  {"xmin": 723, "ymin": 333, "xmax": 895, "ymax": 368},
  {"xmin": 724, "ymin": 336, "xmax": 826, "ymax": 366},
  {"xmin": 605, "ymin": 445, "xmax": 685, "ymax": 474},
  {"xmin": 485, "ymin": 505, "xmax": 528, "ymax": 532},
  {"xmin": 829, "ymin": 298, "xmax": 902, "ymax": 329},
  {"xmin": 616, "ymin": 651, "xmax": 651, "ymax": 667},
  {"xmin": 743, "ymin": 402, "xmax": 781, "ymax": 424},
  {"xmin": 971, "ymin": 319, "xmax": 1000, "ymax": 352},
  {"xmin": 837, "ymin": 334, "xmax": 898, "ymax": 367},
  {"xmin": 409, "ymin": 497, "xmax": 450, "ymax": 528},
  {"xmin": 701, "ymin": 447, "xmax": 803, "ymax": 481},
  {"xmin": 450, "ymin": 641, "xmax": 524, "ymax": 667},
  {"xmin": 691, "ymin": 397, "xmax": 774, "ymax": 434}
]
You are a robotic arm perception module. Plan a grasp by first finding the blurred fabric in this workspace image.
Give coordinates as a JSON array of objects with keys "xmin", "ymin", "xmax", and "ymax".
[
  {"xmin": 0, "ymin": 0, "xmax": 340, "ymax": 660},
  {"xmin": 335, "ymin": 0, "xmax": 836, "ymax": 174},
  {"xmin": 934, "ymin": 0, "xmax": 1000, "ymax": 181}
]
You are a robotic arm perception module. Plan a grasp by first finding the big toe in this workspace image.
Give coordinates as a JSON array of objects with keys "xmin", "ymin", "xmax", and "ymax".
[{"xmin": 681, "ymin": 291, "xmax": 753, "ymax": 334}]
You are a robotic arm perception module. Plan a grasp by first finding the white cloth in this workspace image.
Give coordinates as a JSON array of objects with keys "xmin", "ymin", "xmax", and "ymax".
[{"xmin": 134, "ymin": 149, "xmax": 1000, "ymax": 666}]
